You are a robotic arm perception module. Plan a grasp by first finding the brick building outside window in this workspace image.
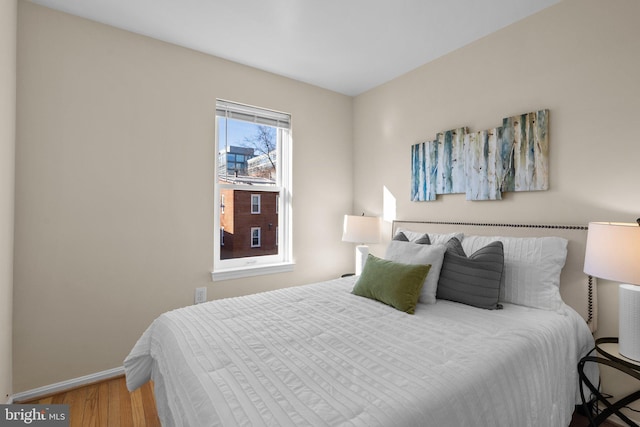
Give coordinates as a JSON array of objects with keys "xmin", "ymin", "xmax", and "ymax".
[{"xmin": 220, "ymin": 184, "xmax": 278, "ymax": 259}]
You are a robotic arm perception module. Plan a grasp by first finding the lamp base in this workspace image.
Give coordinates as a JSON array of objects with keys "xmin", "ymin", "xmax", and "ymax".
[
  {"xmin": 619, "ymin": 284, "xmax": 640, "ymax": 361},
  {"xmin": 355, "ymin": 245, "xmax": 369, "ymax": 276}
]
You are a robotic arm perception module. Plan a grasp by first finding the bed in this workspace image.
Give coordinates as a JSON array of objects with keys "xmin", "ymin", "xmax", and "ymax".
[{"xmin": 124, "ymin": 221, "xmax": 599, "ymax": 427}]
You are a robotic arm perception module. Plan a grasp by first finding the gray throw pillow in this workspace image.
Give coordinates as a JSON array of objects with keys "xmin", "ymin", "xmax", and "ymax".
[
  {"xmin": 436, "ymin": 237, "xmax": 504, "ymax": 310},
  {"xmin": 393, "ymin": 231, "xmax": 431, "ymax": 244}
]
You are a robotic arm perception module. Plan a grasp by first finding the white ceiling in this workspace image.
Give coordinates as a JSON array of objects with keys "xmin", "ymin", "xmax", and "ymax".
[{"xmin": 28, "ymin": 0, "xmax": 560, "ymax": 96}]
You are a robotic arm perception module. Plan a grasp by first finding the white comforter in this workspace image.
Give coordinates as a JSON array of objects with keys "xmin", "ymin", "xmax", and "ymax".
[{"xmin": 124, "ymin": 277, "xmax": 596, "ymax": 427}]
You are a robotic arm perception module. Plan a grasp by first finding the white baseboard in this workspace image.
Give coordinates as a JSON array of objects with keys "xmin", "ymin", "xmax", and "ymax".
[{"xmin": 10, "ymin": 366, "xmax": 124, "ymax": 403}]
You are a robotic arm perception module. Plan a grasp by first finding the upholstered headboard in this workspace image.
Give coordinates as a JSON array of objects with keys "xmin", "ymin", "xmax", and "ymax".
[{"xmin": 391, "ymin": 220, "xmax": 597, "ymax": 332}]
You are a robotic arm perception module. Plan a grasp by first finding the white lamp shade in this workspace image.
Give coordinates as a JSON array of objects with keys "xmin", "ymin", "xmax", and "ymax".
[
  {"xmin": 584, "ymin": 221, "xmax": 640, "ymax": 360},
  {"xmin": 342, "ymin": 215, "xmax": 380, "ymax": 244},
  {"xmin": 584, "ymin": 222, "xmax": 640, "ymax": 284}
]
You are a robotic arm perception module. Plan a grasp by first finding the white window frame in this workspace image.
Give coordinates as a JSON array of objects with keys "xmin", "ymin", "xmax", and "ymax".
[
  {"xmin": 250, "ymin": 227, "xmax": 261, "ymax": 248},
  {"xmin": 251, "ymin": 194, "xmax": 261, "ymax": 214},
  {"xmin": 212, "ymin": 100, "xmax": 294, "ymax": 281}
]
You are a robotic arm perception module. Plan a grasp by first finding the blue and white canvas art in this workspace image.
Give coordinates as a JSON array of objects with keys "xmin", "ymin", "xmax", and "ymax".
[{"xmin": 411, "ymin": 110, "xmax": 549, "ymax": 201}]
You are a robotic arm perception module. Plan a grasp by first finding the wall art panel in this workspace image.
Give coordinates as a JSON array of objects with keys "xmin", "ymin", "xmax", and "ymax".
[
  {"xmin": 436, "ymin": 128, "xmax": 468, "ymax": 194},
  {"xmin": 465, "ymin": 128, "xmax": 503, "ymax": 201}
]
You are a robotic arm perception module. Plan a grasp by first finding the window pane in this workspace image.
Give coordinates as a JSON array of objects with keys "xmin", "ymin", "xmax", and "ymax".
[
  {"xmin": 251, "ymin": 194, "xmax": 261, "ymax": 214},
  {"xmin": 217, "ymin": 117, "xmax": 278, "ymax": 185},
  {"xmin": 251, "ymin": 228, "xmax": 261, "ymax": 247}
]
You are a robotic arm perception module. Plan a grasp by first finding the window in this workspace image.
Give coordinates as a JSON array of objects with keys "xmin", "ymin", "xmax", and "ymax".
[
  {"xmin": 213, "ymin": 100, "xmax": 293, "ymax": 280},
  {"xmin": 251, "ymin": 227, "xmax": 261, "ymax": 247},
  {"xmin": 251, "ymin": 194, "xmax": 261, "ymax": 214}
]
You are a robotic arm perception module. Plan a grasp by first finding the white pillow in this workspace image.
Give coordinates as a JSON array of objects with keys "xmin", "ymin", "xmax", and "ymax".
[
  {"xmin": 461, "ymin": 235, "xmax": 568, "ymax": 310},
  {"xmin": 396, "ymin": 228, "xmax": 464, "ymax": 245},
  {"xmin": 384, "ymin": 240, "xmax": 446, "ymax": 304}
]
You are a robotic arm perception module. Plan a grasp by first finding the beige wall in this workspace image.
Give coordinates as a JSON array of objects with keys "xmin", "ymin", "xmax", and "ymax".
[
  {"xmin": 14, "ymin": 1, "xmax": 353, "ymax": 392},
  {"xmin": 353, "ymin": 0, "xmax": 640, "ymax": 419},
  {"xmin": 0, "ymin": 0, "xmax": 17, "ymax": 403}
]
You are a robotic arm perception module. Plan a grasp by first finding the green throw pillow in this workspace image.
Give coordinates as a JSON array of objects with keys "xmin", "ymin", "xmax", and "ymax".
[{"xmin": 352, "ymin": 254, "xmax": 431, "ymax": 314}]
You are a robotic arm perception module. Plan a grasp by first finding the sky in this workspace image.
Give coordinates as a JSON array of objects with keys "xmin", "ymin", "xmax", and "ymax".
[{"xmin": 217, "ymin": 117, "xmax": 275, "ymax": 152}]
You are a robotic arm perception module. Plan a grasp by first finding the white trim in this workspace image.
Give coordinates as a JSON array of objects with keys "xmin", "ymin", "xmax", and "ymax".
[
  {"xmin": 211, "ymin": 261, "xmax": 295, "ymax": 281},
  {"xmin": 10, "ymin": 366, "xmax": 124, "ymax": 403}
]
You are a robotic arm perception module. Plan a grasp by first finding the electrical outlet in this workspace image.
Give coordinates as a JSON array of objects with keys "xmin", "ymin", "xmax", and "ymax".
[{"xmin": 195, "ymin": 287, "xmax": 207, "ymax": 304}]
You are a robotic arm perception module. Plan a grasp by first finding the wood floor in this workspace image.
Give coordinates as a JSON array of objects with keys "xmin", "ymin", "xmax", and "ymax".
[
  {"xmin": 16, "ymin": 375, "xmax": 620, "ymax": 427},
  {"xmin": 17, "ymin": 375, "xmax": 159, "ymax": 427}
]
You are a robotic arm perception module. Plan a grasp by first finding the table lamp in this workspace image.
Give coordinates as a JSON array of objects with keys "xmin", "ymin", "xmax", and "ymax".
[
  {"xmin": 342, "ymin": 214, "xmax": 381, "ymax": 275},
  {"xmin": 584, "ymin": 221, "xmax": 640, "ymax": 361}
]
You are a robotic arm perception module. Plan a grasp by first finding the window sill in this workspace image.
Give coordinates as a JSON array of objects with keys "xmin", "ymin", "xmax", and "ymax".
[{"xmin": 211, "ymin": 261, "xmax": 295, "ymax": 281}]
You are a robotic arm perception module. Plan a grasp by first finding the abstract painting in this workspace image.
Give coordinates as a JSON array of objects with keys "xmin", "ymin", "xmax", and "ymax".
[{"xmin": 411, "ymin": 109, "xmax": 549, "ymax": 201}]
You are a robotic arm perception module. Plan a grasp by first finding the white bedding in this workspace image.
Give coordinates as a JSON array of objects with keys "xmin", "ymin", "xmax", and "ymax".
[{"xmin": 124, "ymin": 276, "xmax": 596, "ymax": 427}]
